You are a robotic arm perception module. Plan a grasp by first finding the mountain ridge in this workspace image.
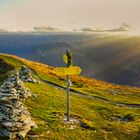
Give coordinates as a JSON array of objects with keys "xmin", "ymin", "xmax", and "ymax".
[
  {"xmin": 0, "ymin": 34, "xmax": 140, "ymax": 86},
  {"xmin": 0, "ymin": 53, "xmax": 140, "ymax": 139}
]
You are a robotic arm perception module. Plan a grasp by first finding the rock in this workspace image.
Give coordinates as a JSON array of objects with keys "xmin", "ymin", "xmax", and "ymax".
[
  {"xmin": 28, "ymin": 134, "xmax": 39, "ymax": 138},
  {"xmin": 110, "ymin": 113, "xmax": 135, "ymax": 122},
  {"xmin": 8, "ymin": 88, "xmax": 17, "ymax": 95},
  {"xmin": 19, "ymin": 65, "xmax": 38, "ymax": 83},
  {"xmin": 0, "ymin": 112, "xmax": 5, "ymax": 120},
  {"xmin": 2, "ymin": 121, "xmax": 13, "ymax": 128},
  {"xmin": 1, "ymin": 81, "xmax": 14, "ymax": 90},
  {"xmin": 17, "ymin": 129, "xmax": 29, "ymax": 139},
  {"xmin": 0, "ymin": 129, "xmax": 11, "ymax": 138},
  {"xmin": 20, "ymin": 75, "xmax": 26, "ymax": 80},
  {"xmin": 7, "ymin": 77, "xmax": 16, "ymax": 82},
  {"xmin": 69, "ymin": 125, "xmax": 76, "ymax": 129}
]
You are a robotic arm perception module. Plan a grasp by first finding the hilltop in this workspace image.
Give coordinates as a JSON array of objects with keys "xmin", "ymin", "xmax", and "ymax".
[{"xmin": 0, "ymin": 53, "xmax": 140, "ymax": 140}]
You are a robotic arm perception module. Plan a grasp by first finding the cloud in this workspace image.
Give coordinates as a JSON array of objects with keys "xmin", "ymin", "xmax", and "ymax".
[
  {"xmin": 108, "ymin": 23, "xmax": 130, "ymax": 32},
  {"xmin": 33, "ymin": 26, "xmax": 60, "ymax": 32},
  {"xmin": 73, "ymin": 27, "xmax": 104, "ymax": 32},
  {"xmin": 81, "ymin": 27, "xmax": 95, "ymax": 32},
  {"xmin": 0, "ymin": 28, "xmax": 8, "ymax": 32},
  {"xmin": 74, "ymin": 23, "xmax": 130, "ymax": 33}
]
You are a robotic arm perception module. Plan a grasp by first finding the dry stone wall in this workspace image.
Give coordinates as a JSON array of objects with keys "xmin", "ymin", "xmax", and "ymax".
[
  {"xmin": 0, "ymin": 70, "xmax": 36, "ymax": 139},
  {"xmin": 19, "ymin": 65, "xmax": 38, "ymax": 83}
]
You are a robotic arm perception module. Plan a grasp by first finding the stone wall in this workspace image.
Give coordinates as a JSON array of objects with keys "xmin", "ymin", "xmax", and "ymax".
[
  {"xmin": 19, "ymin": 65, "xmax": 38, "ymax": 83},
  {"xmin": 0, "ymin": 70, "xmax": 36, "ymax": 139}
]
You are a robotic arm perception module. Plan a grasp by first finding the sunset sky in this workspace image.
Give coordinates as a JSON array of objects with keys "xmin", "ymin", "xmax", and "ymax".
[{"xmin": 0, "ymin": 0, "xmax": 140, "ymax": 33}]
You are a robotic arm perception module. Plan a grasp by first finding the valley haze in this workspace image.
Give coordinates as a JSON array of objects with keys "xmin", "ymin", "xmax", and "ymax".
[{"xmin": 0, "ymin": 32, "xmax": 140, "ymax": 87}]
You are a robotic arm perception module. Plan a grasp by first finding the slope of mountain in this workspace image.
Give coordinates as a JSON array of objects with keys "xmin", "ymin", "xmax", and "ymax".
[
  {"xmin": 0, "ymin": 33, "xmax": 140, "ymax": 86},
  {"xmin": 0, "ymin": 53, "xmax": 140, "ymax": 140},
  {"xmin": 29, "ymin": 42, "xmax": 73, "ymax": 66}
]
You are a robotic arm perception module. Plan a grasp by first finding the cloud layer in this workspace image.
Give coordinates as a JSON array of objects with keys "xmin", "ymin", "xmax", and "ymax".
[
  {"xmin": 0, "ymin": 23, "xmax": 130, "ymax": 33},
  {"xmin": 33, "ymin": 26, "xmax": 60, "ymax": 32},
  {"xmin": 74, "ymin": 23, "xmax": 130, "ymax": 33}
]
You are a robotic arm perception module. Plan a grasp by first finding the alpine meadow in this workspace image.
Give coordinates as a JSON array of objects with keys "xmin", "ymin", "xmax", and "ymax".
[{"xmin": 0, "ymin": 0, "xmax": 140, "ymax": 139}]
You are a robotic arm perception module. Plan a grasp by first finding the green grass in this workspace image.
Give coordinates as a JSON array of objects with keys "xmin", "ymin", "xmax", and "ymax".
[
  {"xmin": 24, "ymin": 82, "xmax": 140, "ymax": 140},
  {"xmin": 0, "ymin": 53, "xmax": 140, "ymax": 139},
  {"xmin": 31, "ymin": 68, "xmax": 140, "ymax": 105}
]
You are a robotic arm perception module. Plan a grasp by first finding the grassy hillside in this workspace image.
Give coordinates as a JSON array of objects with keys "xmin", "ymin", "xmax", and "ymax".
[{"xmin": 0, "ymin": 53, "xmax": 140, "ymax": 140}]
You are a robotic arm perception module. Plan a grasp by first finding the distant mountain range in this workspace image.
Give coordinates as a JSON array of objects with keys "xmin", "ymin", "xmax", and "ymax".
[{"xmin": 0, "ymin": 32, "xmax": 140, "ymax": 86}]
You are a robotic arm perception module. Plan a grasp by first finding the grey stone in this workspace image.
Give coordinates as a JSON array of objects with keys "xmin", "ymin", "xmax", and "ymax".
[
  {"xmin": 8, "ymin": 88, "xmax": 17, "ymax": 95},
  {"xmin": 2, "ymin": 121, "xmax": 13, "ymax": 128},
  {"xmin": 28, "ymin": 134, "xmax": 39, "ymax": 138},
  {"xmin": 19, "ymin": 65, "xmax": 38, "ymax": 83},
  {"xmin": 0, "ymin": 129, "xmax": 11, "ymax": 138},
  {"xmin": 7, "ymin": 77, "xmax": 16, "ymax": 82}
]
